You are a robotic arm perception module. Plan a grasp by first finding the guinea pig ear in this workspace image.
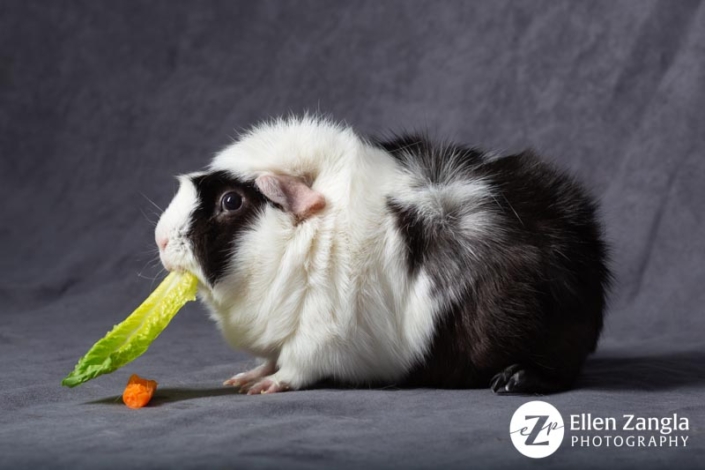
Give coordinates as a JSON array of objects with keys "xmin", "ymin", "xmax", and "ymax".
[{"xmin": 255, "ymin": 173, "xmax": 326, "ymax": 221}]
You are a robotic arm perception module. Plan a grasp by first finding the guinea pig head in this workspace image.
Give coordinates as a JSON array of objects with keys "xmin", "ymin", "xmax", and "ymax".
[{"xmin": 155, "ymin": 170, "xmax": 326, "ymax": 289}]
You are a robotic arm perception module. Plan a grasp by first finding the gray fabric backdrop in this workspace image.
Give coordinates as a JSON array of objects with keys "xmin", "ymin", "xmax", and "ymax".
[{"xmin": 1, "ymin": 1, "xmax": 703, "ymax": 468}]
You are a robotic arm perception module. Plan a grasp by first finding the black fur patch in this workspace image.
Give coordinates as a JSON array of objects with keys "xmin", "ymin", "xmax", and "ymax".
[
  {"xmin": 377, "ymin": 133, "xmax": 486, "ymax": 183},
  {"xmin": 379, "ymin": 136, "xmax": 611, "ymax": 392},
  {"xmin": 188, "ymin": 171, "xmax": 268, "ymax": 285},
  {"xmin": 386, "ymin": 201, "xmax": 427, "ymax": 275}
]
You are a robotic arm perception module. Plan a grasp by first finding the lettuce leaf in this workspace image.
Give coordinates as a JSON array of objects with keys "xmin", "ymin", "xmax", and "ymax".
[{"xmin": 62, "ymin": 272, "xmax": 199, "ymax": 388}]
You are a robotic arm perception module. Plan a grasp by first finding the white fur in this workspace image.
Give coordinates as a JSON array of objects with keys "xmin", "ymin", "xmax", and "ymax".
[
  {"xmin": 155, "ymin": 174, "xmax": 208, "ymax": 282},
  {"xmin": 157, "ymin": 116, "xmax": 492, "ymax": 389}
]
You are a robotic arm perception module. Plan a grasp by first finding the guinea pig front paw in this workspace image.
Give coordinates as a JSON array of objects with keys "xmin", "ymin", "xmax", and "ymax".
[
  {"xmin": 223, "ymin": 362, "xmax": 276, "ymax": 389},
  {"xmin": 490, "ymin": 364, "xmax": 569, "ymax": 395},
  {"xmin": 245, "ymin": 376, "xmax": 291, "ymax": 395}
]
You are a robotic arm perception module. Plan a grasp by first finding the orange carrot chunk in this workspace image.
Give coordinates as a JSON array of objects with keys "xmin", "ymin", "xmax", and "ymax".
[{"xmin": 122, "ymin": 374, "xmax": 157, "ymax": 409}]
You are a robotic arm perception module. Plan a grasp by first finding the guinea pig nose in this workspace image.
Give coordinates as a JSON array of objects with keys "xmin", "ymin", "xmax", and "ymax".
[{"xmin": 157, "ymin": 236, "xmax": 169, "ymax": 251}]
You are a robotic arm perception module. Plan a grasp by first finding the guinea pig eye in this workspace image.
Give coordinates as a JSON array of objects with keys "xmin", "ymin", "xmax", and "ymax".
[{"xmin": 220, "ymin": 192, "xmax": 242, "ymax": 212}]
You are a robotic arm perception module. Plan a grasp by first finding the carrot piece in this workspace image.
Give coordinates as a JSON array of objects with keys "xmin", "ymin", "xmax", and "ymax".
[{"xmin": 122, "ymin": 374, "xmax": 158, "ymax": 409}]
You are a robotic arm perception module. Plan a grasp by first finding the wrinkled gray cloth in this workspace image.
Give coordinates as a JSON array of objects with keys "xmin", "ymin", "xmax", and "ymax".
[{"xmin": 1, "ymin": 1, "xmax": 703, "ymax": 468}]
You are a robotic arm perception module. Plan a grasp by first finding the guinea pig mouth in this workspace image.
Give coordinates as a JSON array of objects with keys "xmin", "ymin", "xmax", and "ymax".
[
  {"xmin": 158, "ymin": 243, "xmax": 197, "ymax": 278},
  {"xmin": 160, "ymin": 258, "xmax": 194, "ymax": 276}
]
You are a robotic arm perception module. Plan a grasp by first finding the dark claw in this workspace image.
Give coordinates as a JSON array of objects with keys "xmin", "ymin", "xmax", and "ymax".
[
  {"xmin": 491, "ymin": 364, "xmax": 566, "ymax": 395},
  {"xmin": 490, "ymin": 364, "xmax": 523, "ymax": 393}
]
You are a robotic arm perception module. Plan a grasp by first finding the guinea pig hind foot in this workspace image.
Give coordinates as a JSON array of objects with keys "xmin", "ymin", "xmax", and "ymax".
[
  {"xmin": 490, "ymin": 364, "xmax": 572, "ymax": 395},
  {"xmin": 245, "ymin": 376, "xmax": 291, "ymax": 395},
  {"xmin": 223, "ymin": 361, "xmax": 276, "ymax": 389}
]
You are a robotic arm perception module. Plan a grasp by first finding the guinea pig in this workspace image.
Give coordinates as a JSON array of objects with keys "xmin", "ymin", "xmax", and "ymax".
[{"xmin": 155, "ymin": 116, "xmax": 610, "ymax": 395}]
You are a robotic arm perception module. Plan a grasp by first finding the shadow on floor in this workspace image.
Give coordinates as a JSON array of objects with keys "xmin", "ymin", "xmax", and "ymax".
[
  {"xmin": 85, "ymin": 349, "xmax": 705, "ymax": 405},
  {"xmin": 578, "ymin": 349, "xmax": 705, "ymax": 391},
  {"xmin": 86, "ymin": 386, "xmax": 242, "ymax": 406}
]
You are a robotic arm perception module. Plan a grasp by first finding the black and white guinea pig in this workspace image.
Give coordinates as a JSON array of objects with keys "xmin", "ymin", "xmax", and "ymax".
[{"xmin": 155, "ymin": 116, "xmax": 610, "ymax": 395}]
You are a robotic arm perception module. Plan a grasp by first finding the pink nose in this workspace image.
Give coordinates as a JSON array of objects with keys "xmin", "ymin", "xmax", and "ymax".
[{"xmin": 157, "ymin": 236, "xmax": 169, "ymax": 251}]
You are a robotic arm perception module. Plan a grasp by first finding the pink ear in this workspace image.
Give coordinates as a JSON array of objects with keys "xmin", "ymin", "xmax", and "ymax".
[{"xmin": 255, "ymin": 173, "xmax": 326, "ymax": 220}]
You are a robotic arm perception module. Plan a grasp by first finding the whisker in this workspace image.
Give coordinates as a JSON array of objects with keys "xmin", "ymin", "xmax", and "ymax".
[
  {"xmin": 150, "ymin": 267, "xmax": 167, "ymax": 288},
  {"xmin": 140, "ymin": 192, "xmax": 164, "ymax": 213},
  {"xmin": 135, "ymin": 247, "xmax": 160, "ymax": 256},
  {"xmin": 136, "ymin": 272, "xmax": 160, "ymax": 282},
  {"xmin": 136, "ymin": 253, "xmax": 163, "ymax": 276},
  {"xmin": 140, "ymin": 208, "xmax": 158, "ymax": 227}
]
